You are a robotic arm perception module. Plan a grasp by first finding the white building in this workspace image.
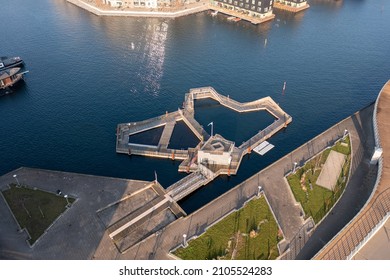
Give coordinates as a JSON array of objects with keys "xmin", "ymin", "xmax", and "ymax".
[{"xmin": 197, "ymin": 135, "xmax": 235, "ymax": 167}]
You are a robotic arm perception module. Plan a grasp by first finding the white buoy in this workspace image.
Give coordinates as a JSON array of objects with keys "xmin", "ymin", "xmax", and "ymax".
[
  {"xmin": 131, "ymin": 42, "xmax": 135, "ymax": 50},
  {"xmin": 264, "ymin": 38, "xmax": 268, "ymax": 48},
  {"xmin": 282, "ymin": 81, "xmax": 286, "ymax": 94}
]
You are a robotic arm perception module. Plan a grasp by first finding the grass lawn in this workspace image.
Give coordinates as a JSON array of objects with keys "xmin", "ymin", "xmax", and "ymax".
[
  {"xmin": 2, "ymin": 184, "xmax": 74, "ymax": 245},
  {"xmin": 287, "ymin": 136, "xmax": 351, "ymax": 224},
  {"xmin": 173, "ymin": 196, "xmax": 280, "ymax": 260}
]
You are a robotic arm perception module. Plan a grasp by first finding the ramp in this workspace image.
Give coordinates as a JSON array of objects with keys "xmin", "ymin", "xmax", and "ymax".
[{"xmin": 253, "ymin": 141, "xmax": 275, "ymax": 155}]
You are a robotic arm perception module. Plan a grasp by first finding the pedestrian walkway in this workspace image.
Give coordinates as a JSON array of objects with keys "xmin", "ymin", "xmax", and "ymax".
[
  {"xmin": 158, "ymin": 121, "xmax": 176, "ymax": 150},
  {"xmin": 315, "ymin": 80, "xmax": 390, "ymax": 260}
]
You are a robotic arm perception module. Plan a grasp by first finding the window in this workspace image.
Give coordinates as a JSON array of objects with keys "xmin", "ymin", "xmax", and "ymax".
[
  {"xmin": 264, "ymin": 7, "xmax": 268, "ymax": 12},
  {"xmin": 239, "ymin": 2, "xmax": 243, "ymax": 7},
  {"xmin": 234, "ymin": 1, "xmax": 238, "ymax": 5},
  {"xmin": 257, "ymin": 7, "xmax": 261, "ymax": 12},
  {"xmin": 245, "ymin": 4, "xmax": 249, "ymax": 8},
  {"xmin": 252, "ymin": 0, "xmax": 255, "ymax": 4}
]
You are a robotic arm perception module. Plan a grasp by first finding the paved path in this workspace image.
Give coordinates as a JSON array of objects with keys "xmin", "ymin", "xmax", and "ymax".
[
  {"xmin": 314, "ymin": 80, "xmax": 390, "ymax": 260},
  {"xmin": 296, "ymin": 104, "xmax": 376, "ymax": 259}
]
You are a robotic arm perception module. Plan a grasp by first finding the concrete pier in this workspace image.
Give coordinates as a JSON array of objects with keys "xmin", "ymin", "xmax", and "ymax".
[
  {"xmin": 67, "ymin": 1, "xmax": 276, "ymax": 25},
  {"xmin": 66, "ymin": 0, "xmax": 210, "ymax": 18}
]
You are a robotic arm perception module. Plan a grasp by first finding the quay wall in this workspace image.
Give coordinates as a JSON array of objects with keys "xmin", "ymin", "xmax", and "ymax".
[{"xmin": 66, "ymin": 0, "xmax": 210, "ymax": 18}]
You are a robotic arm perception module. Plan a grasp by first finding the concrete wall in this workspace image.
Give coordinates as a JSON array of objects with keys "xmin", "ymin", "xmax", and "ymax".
[{"xmin": 198, "ymin": 150, "xmax": 232, "ymax": 166}]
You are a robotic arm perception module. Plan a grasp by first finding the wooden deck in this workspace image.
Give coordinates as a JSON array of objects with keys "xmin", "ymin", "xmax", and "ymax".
[
  {"xmin": 116, "ymin": 87, "xmax": 292, "ymax": 202},
  {"xmin": 210, "ymin": 6, "xmax": 275, "ymax": 25},
  {"xmin": 273, "ymin": 2, "xmax": 310, "ymax": 13}
]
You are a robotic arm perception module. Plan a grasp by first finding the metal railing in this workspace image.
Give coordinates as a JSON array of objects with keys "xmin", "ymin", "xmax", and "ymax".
[
  {"xmin": 167, "ymin": 172, "xmax": 208, "ymax": 200},
  {"xmin": 278, "ymin": 219, "xmax": 315, "ymax": 260},
  {"xmin": 321, "ymin": 187, "xmax": 390, "ymax": 260},
  {"xmin": 316, "ymin": 82, "xmax": 389, "ymax": 259}
]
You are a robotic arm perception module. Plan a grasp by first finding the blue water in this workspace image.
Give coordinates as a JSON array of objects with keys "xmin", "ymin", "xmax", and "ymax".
[
  {"xmin": 1, "ymin": 0, "xmax": 390, "ymax": 213},
  {"xmin": 168, "ymin": 121, "xmax": 200, "ymax": 150},
  {"xmin": 129, "ymin": 126, "xmax": 164, "ymax": 146},
  {"xmin": 194, "ymin": 99, "xmax": 275, "ymax": 145}
]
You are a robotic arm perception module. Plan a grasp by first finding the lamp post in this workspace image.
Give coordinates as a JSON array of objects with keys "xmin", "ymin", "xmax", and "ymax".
[
  {"xmin": 258, "ymin": 186, "xmax": 262, "ymax": 197},
  {"xmin": 343, "ymin": 129, "xmax": 348, "ymax": 138},
  {"xmin": 64, "ymin": 195, "xmax": 70, "ymax": 207},
  {"xmin": 13, "ymin": 174, "xmax": 20, "ymax": 187},
  {"xmin": 183, "ymin": 234, "xmax": 187, "ymax": 247},
  {"xmin": 293, "ymin": 162, "xmax": 297, "ymax": 174}
]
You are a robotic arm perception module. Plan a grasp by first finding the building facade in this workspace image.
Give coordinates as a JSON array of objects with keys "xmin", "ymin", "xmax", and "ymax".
[
  {"xmin": 103, "ymin": 0, "xmax": 197, "ymax": 8},
  {"xmin": 211, "ymin": 0, "xmax": 274, "ymax": 18}
]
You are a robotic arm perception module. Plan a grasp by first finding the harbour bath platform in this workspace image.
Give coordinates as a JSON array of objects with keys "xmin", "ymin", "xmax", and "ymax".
[{"xmin": 116, "ymin": 87, "xmax": 292, "ymax": 201}]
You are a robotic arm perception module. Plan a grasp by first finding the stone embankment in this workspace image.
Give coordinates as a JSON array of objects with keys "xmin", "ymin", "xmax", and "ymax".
[{"xmin": 66, "ymin": 0, "xmax": 209, "ymax": 18}]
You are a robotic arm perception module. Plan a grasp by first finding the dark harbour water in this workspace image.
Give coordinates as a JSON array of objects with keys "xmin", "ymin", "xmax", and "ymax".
[{"xmin": 1, "ymin": 0, "xmax": 390, "ymax": 213}]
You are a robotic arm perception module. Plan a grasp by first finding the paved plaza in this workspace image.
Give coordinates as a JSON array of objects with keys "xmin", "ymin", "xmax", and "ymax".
[{"xmin": 0, "ymin": 168, "xmax": 175, "ymax": 259}]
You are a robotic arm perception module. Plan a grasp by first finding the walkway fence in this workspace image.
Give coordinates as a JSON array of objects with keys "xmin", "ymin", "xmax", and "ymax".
[
  {"xmin": 278, "ymin": 219, "xmax": 315, "ymax": 260},
  {"xmin": 321, "ymin": 186, "xmax": 390, "ymax": 259},
  {"xmin": 315, "ymin": 82, "xmax": 389, "ymax": 259}
]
